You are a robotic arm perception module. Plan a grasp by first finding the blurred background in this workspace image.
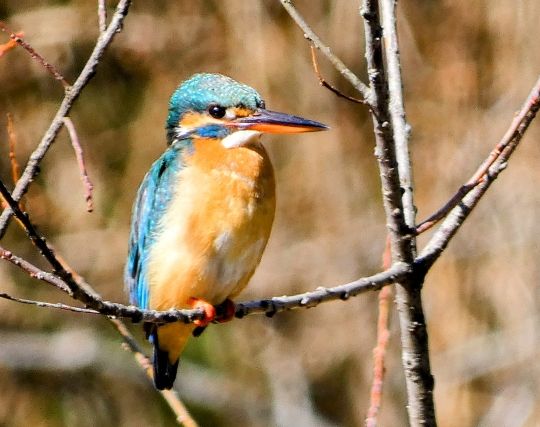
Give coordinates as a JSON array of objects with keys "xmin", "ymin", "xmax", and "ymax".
[{"xmin": 0, "ymin": 1, "xmax": 539, "ymax": 426}]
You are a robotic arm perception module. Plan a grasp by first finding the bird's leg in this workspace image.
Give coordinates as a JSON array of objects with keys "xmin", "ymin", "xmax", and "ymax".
[
  {"xmin": 188, "ymin": 297, "xmax": 216, "ymax": 327},
  {"xmin": 215, "ymin": 298, "xmax": 236, "ymax": 323}
]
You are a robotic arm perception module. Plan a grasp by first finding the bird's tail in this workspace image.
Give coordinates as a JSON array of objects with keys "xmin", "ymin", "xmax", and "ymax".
[{"xmin": 147, "ymin": 322, "xmax": 192, "ymax": 390}]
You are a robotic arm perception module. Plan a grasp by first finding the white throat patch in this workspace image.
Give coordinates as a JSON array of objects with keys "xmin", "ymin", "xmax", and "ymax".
[{"xmin": 221, "ymin": 130, "xmax": 261, "ymax": 149}]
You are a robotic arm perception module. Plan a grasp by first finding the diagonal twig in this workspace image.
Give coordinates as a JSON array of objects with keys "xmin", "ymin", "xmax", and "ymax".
[
  {"xmin": 0, "ymin": 22, "xmax": 69, "ymax": 88},
  {"xmin": 418, "ymin": 75, "xmax": 540, "ymax": 269},
  {"xmin": 416, "ymin": 77, "xmax": 540, "ymax": 235},
  {"xmin": 63, "ymin": 117, "xmax": 94, "ymax": 212},
  {"xmin": 279, "ymin": 0, "xmax": 371, "ymax": 103}
]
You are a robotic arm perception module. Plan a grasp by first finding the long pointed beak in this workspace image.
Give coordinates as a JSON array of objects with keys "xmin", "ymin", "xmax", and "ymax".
[{"xmin": 231, "ymin": 108, "xmax": 329, "ymax": 134}]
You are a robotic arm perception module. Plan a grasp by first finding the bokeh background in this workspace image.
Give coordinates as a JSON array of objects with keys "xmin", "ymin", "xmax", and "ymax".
[{"xmin": 0, "ymin": 1, "xmax": 539, "ymax": 426}]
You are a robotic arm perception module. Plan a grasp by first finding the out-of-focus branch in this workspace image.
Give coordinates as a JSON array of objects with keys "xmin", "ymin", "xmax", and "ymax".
[
  {"xmin": 0, "ymin": 0, "xmax": 132, "ymax": 240},
  {"xmin": 279, "ymin": 0, "xmax": 371, "ymax": 103},
  {"xmin": 110, "ymin": 319, "xmax": 199, "ymax": 427},
  {"xmin": 63, "ymin": 117, "xmax": 94, "ymax": 212},
  {"xmin": 363, "ymin": 1, "xmax": 436, "ymax": 425},
  {"xmin": 98, "ymin": 0, "xmax": 107, "ymax": 33},
  {"xmin": 366, "ymin": 237, "xmax": 393, "ymax": 427},
  {"xmin": 418, "ymin": 75, "xmax": 540, "ymax": 268},
  {"xmin": 6, "ymin": 113, "xmax": 21, "ymax": 185},
  {"xmin": 0, "ymin": 23, "xmax": 69, "ymax": 88},
  {"xmin": 416, "ymin": 75, "xmax": 540, "ymax": 235}
]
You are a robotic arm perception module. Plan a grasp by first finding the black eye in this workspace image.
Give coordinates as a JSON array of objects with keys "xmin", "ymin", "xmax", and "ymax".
[{"xmin": 208, "ymin": 105, "xmax": 226, "ymax": 119}]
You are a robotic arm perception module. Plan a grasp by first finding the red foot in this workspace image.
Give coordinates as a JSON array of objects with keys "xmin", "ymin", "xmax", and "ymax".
[
  {"xmin": 215, "ymin": 299, "xmax": 236, "ymax": 323},
  {"xmin": 188, "ymin": 297, "xmax": 216, "ymax": 327}
]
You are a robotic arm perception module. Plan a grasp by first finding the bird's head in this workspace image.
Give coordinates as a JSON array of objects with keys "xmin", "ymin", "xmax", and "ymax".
[{"xmin": 166, "ymin": 73, "xmax": 328, "ymax": 147}]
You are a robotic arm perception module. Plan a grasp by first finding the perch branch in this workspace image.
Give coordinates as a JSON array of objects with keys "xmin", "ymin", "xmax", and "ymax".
[
  {"xmin": 279, "ymin": 0, "xmax": 371, "ymax": 103},
  {"xmin": 63, "ymin": 117, "xmax": 94, "ymax": 212},
  {"xmin": 0, "ymin": 0, "xmax": 132, "ymax": 239}
]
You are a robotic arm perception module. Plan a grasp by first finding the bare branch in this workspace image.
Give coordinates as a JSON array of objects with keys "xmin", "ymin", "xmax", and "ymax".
[
  {"xmin": 0, "ymin": 23, "xmax": 70, "ymax": 88},
  {"xmin": 418, "ymin": 75, "xmax": 540, "ymax": 268},
  {"xmin": 309, "ymin": 46, "xmax": 365, "ymax": 104},
  {"xmin": 98, "ymin": 0, "xmax": 108, "ymax": 33},
  {"xmin": 0, "ymin": 292, "xmax": 100, "ymax": 314},
  {"xmin": 63, "ymin": 117, "xmax": 94, "ymax": 212},
  {"xmin": 363, "ymin": 0, "xmax": 436, "ymax": 425},
  {"xmin": 6, "ymin": 113, "xmax": 21, "ymax": 185},
  {"xmin": 0, "ymin": 246, "xmax": 70, "ymax": 293},
  {"xmin": 416, "ymin": 75, "xmax": 540, "ymax": 235},
  {"xmin": 0, "ymin": 0, "xmax": 132, "ymax": 239},
  {"xmin": 279, "ymin": 0, "xmax": 371, "ymax": 103}
]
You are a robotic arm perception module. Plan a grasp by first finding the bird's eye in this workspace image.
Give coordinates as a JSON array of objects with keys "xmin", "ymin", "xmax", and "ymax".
[{"xmin": 208, "ymin": 105, "xmax": 226, "ymax": 119}]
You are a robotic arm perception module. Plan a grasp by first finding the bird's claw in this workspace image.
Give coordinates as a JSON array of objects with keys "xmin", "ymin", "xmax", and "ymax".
[{"xmin": 188, "ymin": 297, "xmax": 216, "ymax": 327}]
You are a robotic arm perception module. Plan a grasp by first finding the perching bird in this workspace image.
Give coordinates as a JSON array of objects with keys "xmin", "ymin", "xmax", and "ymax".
[{"xmin": 125, "ymin": 73, "xmax": 327, "ymax": 390}]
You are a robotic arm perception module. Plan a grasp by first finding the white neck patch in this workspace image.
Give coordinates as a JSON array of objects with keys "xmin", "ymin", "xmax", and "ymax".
[{"xmin": 221, "ymin": 130, "xmax": 261, "ymax": 149}]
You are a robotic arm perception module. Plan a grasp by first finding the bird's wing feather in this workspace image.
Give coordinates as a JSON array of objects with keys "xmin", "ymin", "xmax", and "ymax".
[{"xmin": 124, "ymin": 143, "xmax": 187, "ymax": 309}]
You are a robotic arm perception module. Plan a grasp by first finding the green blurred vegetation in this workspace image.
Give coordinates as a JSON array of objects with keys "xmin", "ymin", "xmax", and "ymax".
[{"xmin": 0, "ymin": 1, "xmax": 539, "ymax": 426}]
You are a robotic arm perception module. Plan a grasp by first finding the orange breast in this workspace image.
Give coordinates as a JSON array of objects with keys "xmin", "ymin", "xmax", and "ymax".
[{"xmin": 147, "ymin": 138, "xmax": 275, "ymax": 310}]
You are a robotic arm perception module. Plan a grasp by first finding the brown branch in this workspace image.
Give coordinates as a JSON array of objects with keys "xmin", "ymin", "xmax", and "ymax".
[
  {"xmin": 0, "ymin": 30, "xmax": 22, "ymax": 57},
  {"xmin": 279, "ymin": 0, "xmax": 371, "ymax": 103},
  {"xmin": 418, "ymin": 75, "xmax": 540, "ymax": 269},
  {"xmin": 6, "ymin": 113, "xmax": 21, "ymax": 185},
  {"xmin": 0, "ymin": 23, "xmax": 69, "ymax": 88},
  {"xmin": 0, "ymin": 292, "xmax": 99, "ymax": 314},
  {"xmin": 63, "ymin": 117, "xmax": 94, "ymax": 212},
  {"xmin": 0, "ymin": 0, "xmax": 132, "ymax": 240},
  {"xmin": 309, "ymin": 46, "xmax": 365, "ymax": 104}
]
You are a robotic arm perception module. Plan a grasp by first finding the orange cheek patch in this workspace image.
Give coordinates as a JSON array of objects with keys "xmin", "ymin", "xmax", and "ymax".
[{"xmin": 232, "ymin": 107, "xmax": 254, "ymax": 118}]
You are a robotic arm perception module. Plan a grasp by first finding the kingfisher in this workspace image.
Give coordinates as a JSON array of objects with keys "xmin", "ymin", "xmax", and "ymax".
[{"xmin": 125, "ymin": 73, "xmax": 327, "ymax": 390}]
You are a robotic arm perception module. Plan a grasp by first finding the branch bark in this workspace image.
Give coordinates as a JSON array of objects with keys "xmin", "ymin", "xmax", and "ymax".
[{"xmin": 363, "ymin": 1, "xmax": 436, "ymax": 425}]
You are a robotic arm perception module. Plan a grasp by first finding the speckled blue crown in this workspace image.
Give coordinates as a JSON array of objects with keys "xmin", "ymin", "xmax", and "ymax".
[{"xmin": 166, "ymin": 73, "xmax": 264, "ymax": 130}]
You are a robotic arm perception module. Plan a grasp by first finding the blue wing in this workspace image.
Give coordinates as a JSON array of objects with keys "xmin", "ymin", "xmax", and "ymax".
[{"xmin": 124, "ymin": 142, "xmax": 189, "ymax": 309}]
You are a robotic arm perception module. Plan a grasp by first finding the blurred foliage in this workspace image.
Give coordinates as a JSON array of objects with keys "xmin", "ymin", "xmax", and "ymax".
[{"xmin": 0, "ymin": 1, "xmax": 539, "ymax": 426}]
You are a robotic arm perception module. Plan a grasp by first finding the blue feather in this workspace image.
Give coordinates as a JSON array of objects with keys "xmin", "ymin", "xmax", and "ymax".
[{"xmin": 124, "ymin": 140, "xmax": 191, "ymax": 309}]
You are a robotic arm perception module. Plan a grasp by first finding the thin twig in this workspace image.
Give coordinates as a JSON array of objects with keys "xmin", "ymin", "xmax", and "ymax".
[
  {"xmin": 418, "ymin": 75, "xmax": 540, "ymax": 269},
  {"xmin": 0, "ymin": 0, "xmax": 132, "ymax": 239},
  {"xmin": 98, "ymin": 0, "xmax": 108, "ymax": 33},
  {"xmin": 279, "ymin": 0, "xmax": 371, "ymax": 103},
  {"xmin": 0, "ymin": 292, "xmax": 99, "ymax": 314},
  {"xmin": 63, "ymin": 117, "xmax": 94, "ymax": 212},
  {"xmin": 310, "ymin": 46, "xmax": 365, "ymax": 104},
  {"xmin": 0, "ymin": 246, "xmax": 70, "ymax": 293},
  {"xmin": 416, "ymin": 78, "xmax": 540, "ymax": 234},
  {"xmin": 0, "ymin": 22, "xmax": 70, "ymax": 88}
]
